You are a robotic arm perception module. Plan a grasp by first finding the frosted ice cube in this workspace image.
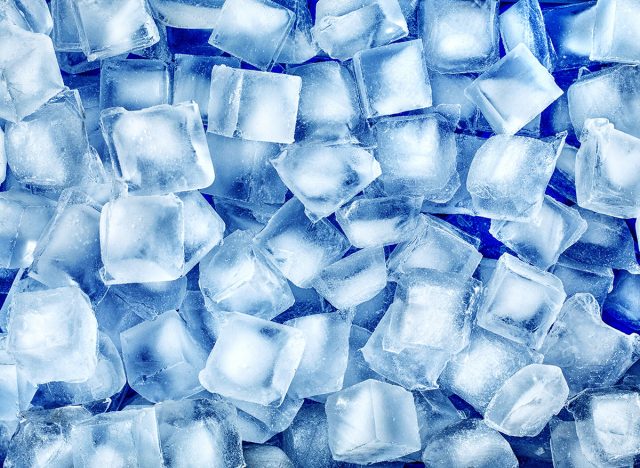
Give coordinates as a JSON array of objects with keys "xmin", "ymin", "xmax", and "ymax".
[
  {"xmin": 198, "ymin": 312, "xmax": 305, "ymax": 406},
  {"xmin": 71, "ymin": 0, "xmax": 159, "ymax": 61},
  {"xmin": 0, "ymin": 0, "xmax": 52, "ymax": 34},
  {"xmin": 208, "ymin": 0, "xmax": 294, "ymax": 70},
  {"xmin": 7, "ymin": 286, "xmax": 98, "ymax": 384},
  {"xmin": 439, "ymin": 328, "xmax": 542, "ymax": 412},
  {"xmin": 282, "ymin": 402, "xmax": 338, "ymax": 468},
  {"xmin": 465, "ymin": 43, "xmax": 563, "ymax": 135},
  {"xmin": 147, "ymin": 0, "xmax": 223, "ymax": 28},
  {"xmin": 591, "ymin": 0, "xmax": 640, "ymax": 64},
  {"xmin": 243, "ymin": 445, "xmax": 293, "ymax": 468},
  {"xmin": 543, "ymin": 2, "xmax": 597, "ymax": 70},
  {"xmin": 207, "ymin": 65, "xmax": 301, "ymax": 144},
  {"xmin": 232, "ymin": 394, "xmax": 303, "ymax": 443},
  {"xmin": 420, "ymin": 0, "xmax": 500, "ymax": 74},
  {"xmin": 311, "ymin": 0, "xmax": 408, "ymax": 60},
  {"xmin": 372, "ymin": 111, "xmax": 460, "ymax": 201},
  {"xmin": 325, "ymin": 380, "xmax": 421, "ymax": 464},
  {"xmin": 490, "ymin": 196, "xmax": 588, "ymax": 269},
  {"xmin": 353, "ymin": 39, "xmax": 432, "ymax": 118},
  {"xmin": 155, "ymin": 398, "xmax": 244, "ymax": 468},
  {"xmin": 541, "ymin": 293, "xmax": 640, "ymax": 395},
  {"xmin": 199, "ymin": 230, "xmax": 295, "ymax": 319},
  {"xmin": 289, "ymin": 61, "xmax": 362, "ymax": 144},
  {"xmin": 100, "ymin": 194, "xmax": 185, "ymax": 284},
  {"xmin": 0, "ymin": 25, "xmax": 64, "ymax": 122},
  {"xmin": 276, "ymin": 0, "xmax": 318, "ymax": 64},
  {"xmin": 567, "ymin": 387, "xmax": 640, "ymax": 466},
  {"xmin": 271, "ymin": 144, "xmax": 381, "ymax": 221},
  {"xmin": 99, "ymin": 59, "xmax": 169, "ymax": 111},
  {"xmin": 550, "ymin": 256, "xmax": 614, "ymax": 305},
  {"xmin": 101, "ymin": 102, "xmax": 214, "ymax": 195},
  {"xmin": 500, "ymin": 0, "xmax": 553, "ymax": 69},
  {"xmin": 285, "ymin": 310, "xmax": 352, "ymax": 399},
  {"xmin": 422, "ymin": 419, "xmax": 518, "ymax": 468},
  {"xmin": 575, "ymin": 118, "xmax": 640, "ymax": 218},
  {"xmin": 484, "ymin": 364, "xmax": 569, "ymax": 437},
  {"xmin": 385, "ymin": 269, "xmax": 482, "ymax": 354},
  {"xmin": 466, "ymin": 133, "xmax": 563, "ymax": 221},
  {"xmin": 429, "ymin": 72, "xmax": 480, "ymax": 130},
  {"xmin": 70, "ymin": 407, "xmax": 163, "ymax": 467},
  {"xmin": 549, "ymin": 419, "xmax": 597, "ymax": 468}
]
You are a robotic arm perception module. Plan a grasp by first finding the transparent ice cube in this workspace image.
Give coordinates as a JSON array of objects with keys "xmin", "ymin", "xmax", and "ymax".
[
  {"xmin": 232, "ymin": 394, "xmax": 303, "ymax": 444},
  {"xmin": 549, "ymin": 419, "xmax": 597, "ymax": 468},
  {"xmin": 99, "ymin": 58, "xmax": 170, "ymax": 111},
  {"xmin": 591, "ymin": 0, "xmax": 640, "ymax": 64},
  {"xmin": 276, "ymin": 0, "xmax": 318, "ymax": 64},
  {"xmin": 109, "ymin": 276, "xmax": 187, "ymax": 321},
  {"xmin": 147, "ymin": 0, "xmax": 223, "ymax": 29},
  {"xmin": 0, "ymin": 0, "xmax": 52, "ymax": 34},
  {"xmin": 543, "ymin": 1, "xmax": 597, "ymax": 70},
  {"xmin": 282, "ymin": 402, "xmax": 339, "ymax": 468},
  {"xmin": 429, "ymin": 72, "xmax": 480, "ymax": 130},
  {"xmin": 549, "ymin": 256, "xmax": 614, "ymax": 305},
  {"xmin": 499, "ymin": 0, "xmax": 553, "ymax": 69}
]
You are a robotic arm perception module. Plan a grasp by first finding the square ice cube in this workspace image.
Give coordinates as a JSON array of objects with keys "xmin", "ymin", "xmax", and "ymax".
[
  {"xmin": 464, "ymin": 43, "xmax": 563, "ymax": 135},
  {"xmin": 7, "ymin": 286, "xmax": 98, "ymax": 384},
  {"xmin": 208, "ymin": 0, "xmax": 294, "ymax": 70},
  {"xmin": 543, "ymin": 2, "xmax": 597, "ymax": 70},
  {"xmin": 591, "ymin": 0, "xmax": 640, "ymax": 64},
  {"xmin": 420, "ymin": 0, "xmax": 500, "ymax": 74},
  {"xmin": 477, "ymin": 254, "xmax": 566, "ymax": 350},
  {"xmin": 99, "ymin": 194, "xmax": 185, "ymax": 284},
  {"xmin": 271, "ymin": 144, "xmax": 381, "ymax": 221},
  {"xmin": 325, "ymin": 380, "xmax": 421, "ymax": 464},
  {"xmin": 101, "ymin": 102, "xmax": 215, "ymax": 195},
  {"xmin": 198, "ymin": 312, "xmax": 306, "ymax": 406},
  {"xmin": 0, "ymin": 25, "xmax": 64, "ymax": 122},
  {"xmin": 70, "ymin": 0, "xmax": 160, "ymax": 61},
  {"xmin": 207, "ymin": 65, "xmax": 301, "ymax": 144},
  {"xmin": 499, "ymin": 0, "xmax": 553, "ymax": 69},
  {"xmin": 353, "ymin": 39, "xmax": 432, "ymax": 118},
  {"xmin": 99, "ymin": 59, "xmax": 170, "ymax": 111}
]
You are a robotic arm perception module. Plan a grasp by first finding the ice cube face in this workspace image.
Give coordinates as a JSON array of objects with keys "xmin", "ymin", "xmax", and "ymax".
[
  {"xmin": 100, "ymin": 194, "xmax": 185, "ymax": 285},
  {"xmin": 420, "ymin": 0, "xmax": 500, "ymax": 74},
  {"xmin": 325, "ymin": 380, "xmax": 421, "ymax": 464},
  {"xmin": 353, "ymin": 39, "xmax": 432, "ymax": 118},
  {"xmin": 155, "ymin": 398, "xmax": 245, "ymax": 468},
  {"xmin": 207, "ymin": 65, "xmax": 301, "ymax": 144},
  {"xmin": 243, "ymin": 445, "xmax": 293, "ymax": 468},
  {"xmin": 70, "ymin": 0, "xmax": 159, "ymax": 61},
  {"xmin": 120, "ymin": 310, "xmax": 208, "ymax": 402},
  {"xmin": 271, "ymin": 145, "xmax": 381, "ymax": 221},
  {"xmin": 568, "ymin": 387, "xmax": 640, "ymax": 466},
  {"xmin": 0, "ymin": 25, "xmax": 64, "ymax": 122},
  {"xmin": 373, "ymin": 112, "xmax": 459, "ymax": 201},
  {"xmin": 282, "ymin": 402, "xmax": 336, "ymax": 468},
  {"xmin": 543, "ymin": 2, "xmax": 596, "ymax": 70},
  {"xmin": 541, "ymin": 293, "xmax": 640, "ymax": 394},
  {"xmin": 0, "ymin": 0, "xmax": 52, "ymax": 34},
  {"xmin": 0, "ymin": 335, "xmax": 20, "ymax": 422},
  {"xmin": 101, "ymin": 103, "xmax": 215, "ymax": 195},
  {"xmin": 591, "ymin": 0, "xmax": 640, "ymax": 64},
  {"xmin": 99, "ymin": 59, "xmax": 170, "ymax": 111},
  {"xmin": 604, "ymin": 270, "xmax": 640, "ymax": 333},
  {"xmin": 575, "ymin": 118, "xmax": 640, "ymax": 219},
  {"xmin": 465, "ymin": 43, "xmax": 563, "ymax": 135},
  {"xmin": 199, "ymin": 230, "xmax": 294, "ymax": 318},
  {"xmin": 550, "ymin": 419, "xmax": 598, "ymax": 468},
  {"xmin": 422, "ymin": 419, "xmax": 518, "ymax": 468},
  {"xmin": 232, "ymin": 394, "xmax": 303, "ymax": 444},
  {"xmin": 208, "ymin": 0, "xmax": 294, "ymax": 70},
  {"xmin": 550, "ymin": 258, "xmax": 614, "ymax": 305},
  {"xmin": 70, "ymin": 408, "xmax": 164, "ymax": 468},
  {"xmin": 466, "ymin": 134, "xmax": 561, "ymax": 221},
  {"xmin": 7, "ymin": 286, "xmax": 98, "ymax": 384},
  {"xmin": 147, "ymin": 0, "xmax": 223, "ymax": 29},
  {"xmin": 199, "ymin": 312, "xmax": 306, "ymax": 406},
  {"xmin": 312, "ymin": 0, "xmax": 409, "ymax": 61}
]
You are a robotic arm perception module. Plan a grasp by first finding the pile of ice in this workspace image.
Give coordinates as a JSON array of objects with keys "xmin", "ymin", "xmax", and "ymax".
[{"xmin": 0, "ymin": 0, "xmax": 639, "ymax": 466}]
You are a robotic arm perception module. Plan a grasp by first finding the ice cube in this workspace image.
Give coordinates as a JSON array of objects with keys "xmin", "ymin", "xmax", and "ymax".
[
  {"xmin": 276, "ymin": 0, "xmax": 318, "ymax": 64},
  {"xmin": 439, "ymin": 328, "xmax": 542, "ymax": 412},
  {"xmin": 282, "ymin": 402, "xmax": 338, "ymax": 468},
  {"xmin": 70, "ymin": 0, "xmax": 160, "ymax": 61},
  {"xmin": 543, "ymin": 2, "xmax": 597, "ymax": 70},
  {"xmin": 420, "ymin": 0, "xmax": 500, "ymax": 74},
  {"xmin": 429, "ymin": 72, "xmax": 480, "ymax": 130},
  {"xmin": 243, "ymin": 445, "xmax": 294, "ymax": 468},
  {"xmin": 289, "ymin": 61, "xmax": 362, "ymax": 144},
  {"xmin": 466, "ymin": 133, "xmax": 563, "ymax": 221},
  {"xmin": 541, "ymin": 293, "xmax": 640, "ymax": 395},
  {"xmin": 271, "ymin": 144, "xmax": 381, "ymax": 221},
  {"xmin": 325, "ymin": 380, "xmax": 421, "ymax": 464},
  {"xmin": 500, "ymin": 0, "xmax": 553, "ymax": 69},
  {"xmin": 101, "ymin": 102, "xmax": 214, "ymax": 195},
  {"xmin": 549, "ymin": 419, "xmax": 597, "ymax": 468},
  {"xmin": 147, "ymin": 0, "xmax": 223, "ymax": 28},
  {"xmin": 155, "ymin": 398, "xmax": 244, "ymax": 468},
  {"xmin": 0, "ymin": 0, "xmax": 52, "ymax": 34},
  {"xmin": 372, "ymin": 110, "xmax": 460, "ymax": 201},
  {"xmin": 575, "ymin": 118, "xmax": 640, "ymax": 218},
  {"xmin": 591, "ymin": 0, "xmax": 640, "ymax": 63},
  {"xmin": 548, "ymin": 143, "xmax": 578, "ymax": 203},
  {"xmin": 490, "ymin": 196, "xmax": 588, "ymax": 269},
  {"xmin": 340, "ymin": 325, "xmax": 384, "ymax": 391},
  {"xmin": 232, "ymin": 394, "xmax": 303, "ymax": 443},
  {"xmin": 0, "ymin": 335, "xmax": 20, "ymax": 422},
  {"xmin": 603, "ymin": 271, "xmax": 640, "ymax": 334},
  {"xmin": 199, "ymin": 230, "xmax": 295, "ymax": 319},
  {"xmin": 120, "ymin": 310, "xmax": 208, "ymax": 402},
  {"xmin": 109, "ymin": 276, "xmax": 187, "ymax": 321},
  {"xmin": 422, "ymin": 419, "xmax": 518, "ymax": 468},
  {"xmin": 208, "ymin": 0, "xmax": 294, "ymax": 70},
  {"xmin": 413, "ymin": 390, "xmax": 463, "ymax": 449},
  {"xmin": 100, "ymin": 194, "xmax": 185, "ymax": 284},
  {"xmin": 285, "ymin": 310, "xmax": 352, "ymax": 399},
  {"xmin": 70, "ymin": 407, "xmax": 163, "ymax": 467},
  {"xmin": 311, "ymin": 0, "xmax": 408, "ymax": 61},
  {"xmin": 7, "ymin": 286, "xmax": 98, "ymax": 384},
  {"xmin": 385, "ymin": 269, "xmax": 482, "ymax": 354},
  {"xmin": 93, "ymin": 289, "xmax": 143, "ymax": 351},
  {"xmin": 207, "ymin": 65, "xmax": 301, "ymax": 144},
  {"xmin": 99, "ymin": 59, "xmax": 170, "ymax": 111},
  {"xmin": 0, "ymin": 25, "xmax": 64, "ymax": 122},
  {"xmin": 198, "ymin": 312, "xmax": 305, "ymax": 406},
  {"xmin": 465, "ymin": 43, "xmax": 563, "ymax": 135},
  {"xmin": 549, "ymin": 256, "xmax": 614, "ymax": 305},
  {"xmin": 353, "ymin": 39, "xmax": 432, "ymax": 118}
]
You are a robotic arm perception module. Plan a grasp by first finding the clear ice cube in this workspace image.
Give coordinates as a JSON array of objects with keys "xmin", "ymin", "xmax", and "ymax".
[
  {"xmin": 543, "ymin": 2, "xmax": 597, "ymax": 70},
  {"xmin": 591, "ymin": 0, "xmax": 640, "ymax": 64},
  {"xmin": 99, "ymin": 58, "xmax": 170, "ymax": 111},
  {"xmin": 147, "ymin": 0, "xmax": 223, "ymax": 29},
  {"xmin": 549, "ymin": 256, "xmax": 614, "ymax": 305},
  {"xmin": 243, "ymin": 445, "xmax": 293, "ymax": 468},
  {"xmin": 276, "ymin": 0, "xmax": 318, "ymax": 64},
  {"xmin": 499, "ymin": 0, "xmax": 553, "ymax": 69},
  {"xmin": 232, "ymin": 394, "xmax": 303, "ymax": 444},
  {"xmin": 282, "ymin": 402, "xmax": 338, "ymax": 468},
  {"xmin": 549, "ymin": 419, "xmax": 597, "ymax": 468}
]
